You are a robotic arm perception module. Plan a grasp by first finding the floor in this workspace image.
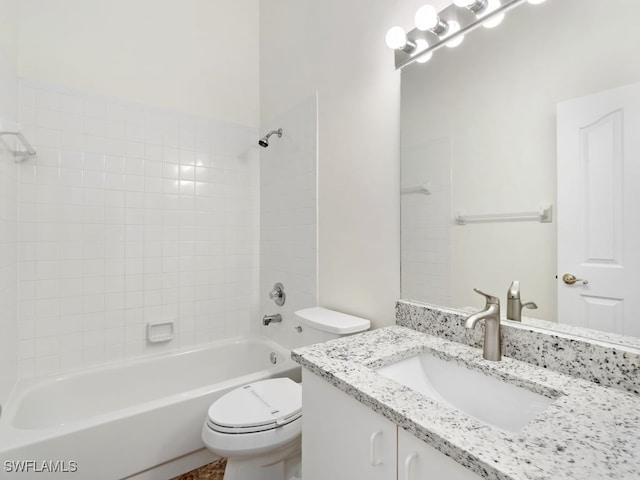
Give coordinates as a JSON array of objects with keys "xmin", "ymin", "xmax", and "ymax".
[{"xmin": 170, "ymin": 459, "xmax": 226, "ymax": 480}]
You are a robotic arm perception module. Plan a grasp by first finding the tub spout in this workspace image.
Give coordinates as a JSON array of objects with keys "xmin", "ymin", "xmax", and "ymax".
[{"xmin": 263, "ymin": 314, "xmax": 282, "ymax": 326}]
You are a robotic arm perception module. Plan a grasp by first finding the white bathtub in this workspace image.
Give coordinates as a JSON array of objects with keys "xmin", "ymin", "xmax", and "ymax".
[{"xmin": 0, "ymin": 337, "xmax": 300, "ymax": 480}]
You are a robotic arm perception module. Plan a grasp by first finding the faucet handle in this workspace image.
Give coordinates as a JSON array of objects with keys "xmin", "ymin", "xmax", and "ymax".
[
  {"xmin": 507, "ymin": 280, "xmax": 520, "ymax": 299},
  {"xmin": 269, "ymin": 282, "xmax": 286, "ymax": 306},
  {"xmin": 473, "ymin": 288, "xmax": 500, "ymax": 305}
]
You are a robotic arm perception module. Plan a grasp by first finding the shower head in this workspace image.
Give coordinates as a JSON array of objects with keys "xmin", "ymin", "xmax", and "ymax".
[{"xmin": 258, "ymin": 128, "xmax": 283, "ymax": 148}]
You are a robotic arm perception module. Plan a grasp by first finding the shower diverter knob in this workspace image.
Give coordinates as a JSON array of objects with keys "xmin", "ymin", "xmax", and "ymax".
[{"xmin": 269, "ymin": 282, "xmax": 286, "ymax": 306}]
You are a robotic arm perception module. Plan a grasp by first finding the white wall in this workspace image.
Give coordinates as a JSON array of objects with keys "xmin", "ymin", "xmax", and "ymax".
[
  {"xmin": 260, "ymin": 0, "xmax": 416, "ymax": 328},
  {"xmin": 259, "ymin": 0, "xmax": 452, "ymax": 328},
  {"xmin": 259, "ymin": 95, "xmax": 318, "ymax": 348},
  {"xmin": 0, "ymin": 0, "xmax": 18, "ymax": 118},
  {"xmin": 1, "ymin": 0, "xmax": 473, "ymax": 386},
  {"xmin": 0, "ymin": 0, "xmax": 19, "ymax": 406},
  {"xmin": 18, "ymin": 0, "xmax": 259, "ymax": 127}
]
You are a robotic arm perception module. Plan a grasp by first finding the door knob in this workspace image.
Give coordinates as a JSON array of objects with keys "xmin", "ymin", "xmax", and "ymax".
[{"xmin": 562, "ymin": 273, "xmax": 589, "ymax": 285}]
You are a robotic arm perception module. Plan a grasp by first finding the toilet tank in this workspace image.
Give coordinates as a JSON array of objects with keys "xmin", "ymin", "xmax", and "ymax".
[{"xmin": 294, "ymin": 307, "xmax": 371, "ymax": 345}]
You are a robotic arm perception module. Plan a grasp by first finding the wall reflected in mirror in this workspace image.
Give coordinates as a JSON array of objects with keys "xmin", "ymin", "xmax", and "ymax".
[{"xmin": 400, "ymin": 0, "xmax": 640, "ymax": 338}]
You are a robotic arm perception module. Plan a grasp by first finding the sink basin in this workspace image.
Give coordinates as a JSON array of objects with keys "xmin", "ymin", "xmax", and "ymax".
[{"xmin": 376, "ymin": 353, "xmax": 556, "ymax": 434}]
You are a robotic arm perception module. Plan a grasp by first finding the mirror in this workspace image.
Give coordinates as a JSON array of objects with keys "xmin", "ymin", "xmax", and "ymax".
[{"xmin": 400, "ymin": 0, "xmax": 640, "ymax": 340}]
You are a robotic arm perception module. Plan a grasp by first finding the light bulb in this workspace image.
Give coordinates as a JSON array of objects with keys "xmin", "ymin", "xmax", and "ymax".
[
  {"xmin": 444, "ymin": 21, "xmax": 464, "ymax": 48},
  {"xmin": 413, "ymin": 39, "xmax": 432, "ymax": 64},
  {"xmin": 453, "ymin": 0, "xmax": 476, "ymax": 6},
  {"xmin": 527, "ymin": 0, "xmax": 546, "ymax": 3},
  {"xmin": 481, "ymin": 0, "xmax": 504, "ymax": 28},
  {"xmin": 415, "ymin": 5, "xmax": 439, "ymax": 31},
  {"xmin": 385, "ymin": 26, "xmax": 408, "ymax": 50}
]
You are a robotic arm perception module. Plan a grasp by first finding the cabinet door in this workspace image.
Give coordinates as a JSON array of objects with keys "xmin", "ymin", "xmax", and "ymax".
[
  {"xmin": 398, "ymin": 428, "xmax": 483, "ymax": 480},
  {"xmin": 302, "ymin": 369, "xmax": 397, "ymax": 480}
]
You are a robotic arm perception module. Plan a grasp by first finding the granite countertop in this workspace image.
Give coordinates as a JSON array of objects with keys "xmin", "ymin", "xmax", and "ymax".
[{"xmin": 292, "ymin": 325, "xmax": 640, "ymax": 480}]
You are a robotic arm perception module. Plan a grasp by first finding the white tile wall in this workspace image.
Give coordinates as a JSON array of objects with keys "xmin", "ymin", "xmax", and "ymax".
[
  {"xmin": 17, "ymin": 79, "xmax": 260, "ymax": 379},
  {"xmin": 401, "ymin": 137, "xmax": 452, "ymax": 306},
  {"xmin": 0, "ymin": 139, "xmax": 18, "ymax": 399},
  {"xmin": 259, "ymin": 95, "xmax": 318, "ymax": 349}
]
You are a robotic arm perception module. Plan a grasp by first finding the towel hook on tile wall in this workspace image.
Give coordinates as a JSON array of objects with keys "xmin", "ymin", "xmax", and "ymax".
[{"xmin": 0, "ymin": 119, "xmax": 37, "ymax": 162}]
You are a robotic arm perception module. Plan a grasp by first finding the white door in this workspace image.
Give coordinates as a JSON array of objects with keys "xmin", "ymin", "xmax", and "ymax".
[{"xmin": 557, "ymin": 82, "xmax": 640, "ymax": 336}]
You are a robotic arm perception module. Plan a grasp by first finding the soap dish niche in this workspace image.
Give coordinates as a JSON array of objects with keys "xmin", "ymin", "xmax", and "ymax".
[{"xmin": 147, "ymin": 321, "xmax": 175, "ymax": 343}]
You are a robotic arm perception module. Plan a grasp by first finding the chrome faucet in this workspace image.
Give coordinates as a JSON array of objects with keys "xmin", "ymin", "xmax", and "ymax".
[
  {"xmin": 463, "ymin": 289, "xmax": 502, "ymax": 361},
  {"xmin": 269, "ymin": 283, "xmax": 286, "ymax": 306},
  {"xmin": 263, "ymin": 314, "xmax": 282, "ymax": 326},
  {"xmin": 506, "ymin": 280, "xmax": 537, "ymax": 322}
]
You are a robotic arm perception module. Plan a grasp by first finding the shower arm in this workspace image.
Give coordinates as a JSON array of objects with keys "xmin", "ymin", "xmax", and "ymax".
[{"xmin": 265, "ymin": 128, "xmax": 282, "ymax": 140}]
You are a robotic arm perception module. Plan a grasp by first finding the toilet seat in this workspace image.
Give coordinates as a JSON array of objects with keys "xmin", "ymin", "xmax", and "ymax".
[
  {"xmin": 202, "ymin": 378, "xmax": 302, "ymax": 458},
  {"xmin": 206, "ymin": 378, "xmax": 302, "ymax": 434}
]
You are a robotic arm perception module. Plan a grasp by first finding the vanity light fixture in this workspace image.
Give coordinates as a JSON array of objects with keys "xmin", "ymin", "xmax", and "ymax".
[
  {"xmin": 454, "ymin": 0, "xmax": 505, "ymax": 29},
  {"xmin": 413, "ymin": 39, "xmax": 433, "ymax": 63},
  {"xmin": 415, "ymin": 5, "xmax": 465, "ymax": 48},
  {"xmin": 415, "ymin": 5, "xmax": 449, "ymax": 35},
  {"xmin": 387, "ymin": 0, "xmax": 545, "ymax": 69},
  {"xmin": 385, "ymin": 26, "xmax": 417, "ymax": 53},
  {"xmin": 453, "ymin": 0, "xmax": 489, "ymax": 13},
  {"xmin": 479, "ymin": 0, "xmax": 506, "ymax": 28},
  {"xmin": 443, "ymin": 21, "xmax": 464, "ymax": 47}
]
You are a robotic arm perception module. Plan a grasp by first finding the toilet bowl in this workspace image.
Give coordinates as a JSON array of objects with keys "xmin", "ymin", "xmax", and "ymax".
[
  {"xmin": 202, "ymin": 307, "xmax": 371, "ymax": 480},
  {"xmin": 202, "ymin": 378, "xmax": 302, "ymax": 480}
]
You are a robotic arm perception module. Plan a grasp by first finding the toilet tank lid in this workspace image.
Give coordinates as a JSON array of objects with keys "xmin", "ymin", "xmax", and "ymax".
[{"xmin": 294, "ymin": 307, "xmax": 371, "ymax": 335}]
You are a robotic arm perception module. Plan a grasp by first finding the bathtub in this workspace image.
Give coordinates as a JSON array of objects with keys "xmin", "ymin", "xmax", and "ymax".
[{"xmin": 0, "ymin": 337, "xmax": 300, "ymax": 480}]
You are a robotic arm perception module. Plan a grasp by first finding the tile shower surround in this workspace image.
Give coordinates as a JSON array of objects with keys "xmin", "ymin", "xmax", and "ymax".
[
  {"xmin": 15, "ymin": 80, "xmax": 260, "ymax": 379},
  {"xmin": 0, "ymin": 139, "xmax": 18, "ymax": 397},
  {"xmin": 401, "ymin": 138, "xmax": 452, "ymax": 306},
  {"xmin": 260, "ymin": 95, "xmax": 318, "ymax": 350}
]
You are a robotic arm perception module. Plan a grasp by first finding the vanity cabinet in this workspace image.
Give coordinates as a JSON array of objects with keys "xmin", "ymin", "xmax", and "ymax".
[
  {"xmin": 302, "ymin": 370, "xmax": 397, "ymax": 480},
  {"xmin": 302, "ymin": 369, "xmax": 483, "ymax": 480}
]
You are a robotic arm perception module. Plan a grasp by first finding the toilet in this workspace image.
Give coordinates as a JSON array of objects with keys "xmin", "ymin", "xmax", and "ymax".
[{"xmin": 201, "ymin": 307, "xmax": 371, "ymax": 480}]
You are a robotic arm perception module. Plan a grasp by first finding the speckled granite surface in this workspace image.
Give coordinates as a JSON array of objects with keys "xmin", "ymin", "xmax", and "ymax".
[
  {"xmin": 397, "ymin": 300, "xmax": 640, "ymax": 394},
  {"xmin": 292, "ymin": 326, "xmax": 640, "ymax": 480}
]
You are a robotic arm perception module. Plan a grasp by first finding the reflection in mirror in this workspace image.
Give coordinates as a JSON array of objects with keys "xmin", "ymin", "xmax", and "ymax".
[{"xmin": 400, "ymin": 0, "xmax": 640, "ymax": 340}]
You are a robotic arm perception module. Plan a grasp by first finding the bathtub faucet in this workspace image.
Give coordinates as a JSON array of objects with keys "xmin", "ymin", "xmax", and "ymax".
[{"xmin": 263, "ymin": 314, "xmax": 282, "ymax": 326}]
